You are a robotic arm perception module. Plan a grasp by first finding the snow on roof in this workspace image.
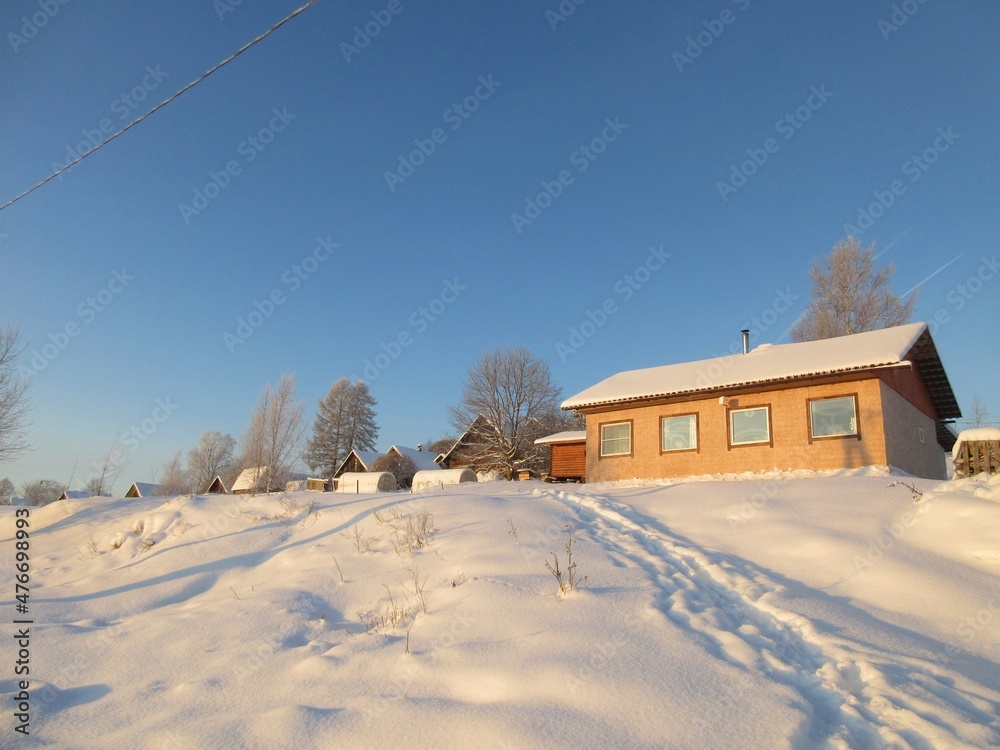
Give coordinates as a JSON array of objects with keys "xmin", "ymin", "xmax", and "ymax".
[
  {"xmin": 388, "ymin": 445, "xmax": 443, "ymax": 471},
  {"xmin": 563, "ymin": 323, "xmax": 930, "ymax": 410},
  {"xmin": 231, "ymin": 467, "xmax": 267, "ymax": 493},
  {"xmin": 125, "ymin": 482, "xmax": 165, "ymax": 498},
  {"xmin": 59, "ymin": 490, "xmax": 92, "ymax": 500},
  {"xmin": 534, "ymin": 431, "xmax": 587, "ymax": 445},
  {"xmin": 952, "ymin": 428, "xmax": 1000, "ymax": 460}
]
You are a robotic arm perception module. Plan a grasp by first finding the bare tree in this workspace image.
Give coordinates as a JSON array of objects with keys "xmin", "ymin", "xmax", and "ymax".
[
  {"xmin": 969, "ymin": 394, "xmax": 990, "ymax": 428},
  {"xmin": 85, "ymin": 441, "xmax": 124, "ymax": 496},
  {"xmin": 448, "ymin": 347, "xmax": 564, "ymax": 479},
  {"xmin": 0, "ymin": 323, "xmax": 30, "ymax": 462},
  {"xmin": 371, "ymin": 453, "xmax": 416, "ymax": 488},
  {"xmin": 304, "ymin": 378, "xmax": 378, "ymax": 476},
  {"xmin": 187, "ymin": 430, "xmax": 237, "ymax": 491},
  {"xmin": 0, "ymin": 477, "xmax": 14, "ymax": 501},
  {"xmin": 159, "ymin": 451, "xmax": 191, "ymax": 495},
  {"xmin": 21, "ymin": 479, "xmax": 65, "ymax": 506},
  {"xmin": 791, "ymin": 237, "xmax": 915, "ymax": 342},
  {"xmin": 240, "ymin": 374, "xmax": 306, "ymax": 494}
]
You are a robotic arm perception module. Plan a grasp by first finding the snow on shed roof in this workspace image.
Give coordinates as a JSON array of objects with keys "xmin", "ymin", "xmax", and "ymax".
[
  {"xmin": 125, "ymin": 482, "xmax": 165, "ymax": 498},
  {"xmin": 231, "ymin": 467, "xmax": 266, "ymax": 493},
  {"xmin": 388, "ymin": 445, "xmax": 443, "ymax": 471},
  {"xmin": 534, "ymin": 431, "xmax": 587, "ymax": 445},
  {"xmin": 563, "ymin": 323, "xmax": 956, "ymax": 412}
]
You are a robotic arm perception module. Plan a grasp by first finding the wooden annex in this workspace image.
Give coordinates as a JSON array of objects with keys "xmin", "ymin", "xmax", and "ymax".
[{"xmin": 534, "ymin": 431, "xmax": 587, "ymax": 482}]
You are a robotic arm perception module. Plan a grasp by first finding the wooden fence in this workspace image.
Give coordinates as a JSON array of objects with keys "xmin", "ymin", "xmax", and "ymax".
[{"xmin": 954, "ymin": 440, "xmax": 1000, "ymax": 477}]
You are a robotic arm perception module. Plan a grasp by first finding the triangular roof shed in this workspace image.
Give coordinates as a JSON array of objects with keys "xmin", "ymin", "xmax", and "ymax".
[
  {"xmin": 203, "ymin": 476, "xmax": 228, "ymax": 494},
  {"xmin": 333, "ymin": 450, "xmax": 384, "ymax": 478},
  {"xmin": 124, "ymin": 482, "xmax": 165, "ymax": 499}
]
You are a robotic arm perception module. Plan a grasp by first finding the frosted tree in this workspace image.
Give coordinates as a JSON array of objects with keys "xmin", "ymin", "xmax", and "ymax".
[
  {"xmin": 448, "ymin": 347, "xmax": 564, "ymax": 479},
  {"xmin": 85, "ymin": 441, "xmax": 124, "ymax": 496},
  {"xmin": 21, "ymin": 479, "xmax": 65, "ymax": 506},
  {"xmin": 304, "ymin": 378, "xmax": 378, "ymax": 476},
  {"xmin": 240, "ymin": 374, "xmax": 306, "ymax": 494},
  {"xmin": 371, "ymin": 453, "xmax": 416, "ymax": 488},
  {"xmin": 0, "ymin": 323, "xmax": 30, "ymax": 463},
  {"xmin": 159, "ymin": 451, "xmax": 191, "ymax": 495},
  {"xmin": 187, "ymin": 430, "xmax": 237, "ymax": 491},
  {"xmin": 791, "ymin": 237, "xmax": 915, "ymax": 342},
  {"xmin": 0, "ymin": 477, "xmax": 14, "ymax": 501}
]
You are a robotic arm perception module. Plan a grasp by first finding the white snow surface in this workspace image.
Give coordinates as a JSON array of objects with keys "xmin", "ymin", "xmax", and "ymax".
[
  {"xmin": 563, "ymin": 322, "xmax": 928, "ymax": 409},
  {"xmin": 534, "ymin": 430, "xmax": 587, "ymax": 445},
  {"xmin": 3, "ymin": 470, "xmax": 1000, "ymax": 748}
]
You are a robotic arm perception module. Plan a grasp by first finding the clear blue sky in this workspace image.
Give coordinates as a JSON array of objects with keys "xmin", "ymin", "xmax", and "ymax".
[{"xmin": 2, "ymin": 0, "xmax": 998, "ymax": 493}]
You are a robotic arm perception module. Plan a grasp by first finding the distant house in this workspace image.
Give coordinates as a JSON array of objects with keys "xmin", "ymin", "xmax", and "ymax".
[
  {"xmin": 534, "ymin": 431, "xmax": 587, "ymax": 482},
  {"xmin": 333, "ymin": 450, "xmax": 384, "ymax": 478},
  {"xmin": 563, "ymin": 323, "xmax": 960, "ymax": 482},
  {"xmin": 385, "ymin": 445, "xmax": 444, "ymax": 472},
  {"xmin": 124, "ymin": 482, "xmax": 165, "ymax": 499},
  {"xmin": 58, "ymin": 490, "xmax": 92, "ymax": 501},
  {"xmin": 202, "ymin": 476, "xmax": 229, "ymax": 494},
  {"xmin": 436, "ymin": 415, "xmax": 509, "ymax": 473},
  {"xmin": 231, "ymin": 467, "xmax": 267, "ymax": 494}
]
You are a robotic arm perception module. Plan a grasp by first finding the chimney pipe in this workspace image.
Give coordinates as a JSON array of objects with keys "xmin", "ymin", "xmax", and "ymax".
[{"xmin": 741, "ymin": 329, "xmax": 750, "ymax": 354}]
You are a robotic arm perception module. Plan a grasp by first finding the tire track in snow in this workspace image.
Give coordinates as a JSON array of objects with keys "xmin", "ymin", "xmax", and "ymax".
[{"xmin": 545, "ymin": 488, "xmax": 997, "ymax": 749}]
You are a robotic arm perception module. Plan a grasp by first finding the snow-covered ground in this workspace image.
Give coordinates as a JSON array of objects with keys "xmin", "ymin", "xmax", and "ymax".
[{"xmin": 3, "ymin": 470, "xmax": 999, "ymax": 749}]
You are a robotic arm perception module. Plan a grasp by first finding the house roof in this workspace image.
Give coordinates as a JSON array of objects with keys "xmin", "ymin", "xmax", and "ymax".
[
  {"xmin": 125, "ymin": 482, "xmax": 165, "ymax": 498},
  {"xmin": 231, "ymin": 467, "xmax": 267, "ymax": 493},
  {"xmin": 388, "ymin": 445, "xmax": 443, "ymax": 471},
  {"xmin": 59, "ymin": 490, "xmax": 91, "ymax": 500},
  {"xmin": 534, "ymin": 430, "xmax": 587, "ymax": 445},
  {"xmin": 438, "ymin": 415, "xmax": 497, "ymax": 463},
  {"xmin": 563, "ymin": 323, "xmax": 961, "ymax": 419},
  {"xmin": 333, "ymin": 450, "xmax": 384, "ymax": 477}
]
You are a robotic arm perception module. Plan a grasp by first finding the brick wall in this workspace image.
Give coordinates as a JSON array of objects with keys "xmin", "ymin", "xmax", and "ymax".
[{"xmin": 584, "ymin": 378, "xmax": 892, "ymax": 482}]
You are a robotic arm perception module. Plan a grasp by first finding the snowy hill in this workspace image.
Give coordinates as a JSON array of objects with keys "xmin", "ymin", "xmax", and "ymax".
[{"xmin": 3, "ymin": 472, "xmax": 999, "ymax": 748}]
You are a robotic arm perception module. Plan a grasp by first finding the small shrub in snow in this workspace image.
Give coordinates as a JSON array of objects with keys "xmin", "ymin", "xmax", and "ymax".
[
  {"xmin": 359, "ymin": 585, "xmax": 412, "ymax": 634},
  {"xmin": 889, "ymin": 480, "xmax": 923, "ymax": 501},
  {"xmin": 506, "ymin": 515, "xmax": 519, "ymax": 544},
  {"xmin": 342, "ymin": 523, "xmax": 378, "ymax": 554},
  {"xmin": 406, "ymin": 566, "xmax": 429, "ymax": 613},
  {"xmin": 545, "ymin": 524, "xmax": 587, "ymax": 596},
  {"xmin": 451, "ymin": 572, "xmax": 466, "ymax": 588},
  {"xmin": 80, "ymin": 533, "xmax": 99, "ymax": 559}
]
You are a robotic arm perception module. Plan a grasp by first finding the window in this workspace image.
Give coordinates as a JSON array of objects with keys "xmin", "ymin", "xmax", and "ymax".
[
  {"xmin": 729, "ymin": 406, "xmax": 770, "ymax": 446},
  {"xmin": 600, "ymin": 421, "xmax": 632, "ymax": 457},
  {"xmin": 661, "ymin": 414, "xmax": 698, "ymax": 452},
  {"xmin": 809, "ymin": 395, "xmax": 858, "ymax": 439}
]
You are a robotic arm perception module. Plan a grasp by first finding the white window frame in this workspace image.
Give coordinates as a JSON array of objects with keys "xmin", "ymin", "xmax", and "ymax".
[
  {"xmin": 808, "ymin": 395, "xmax": 859, "ymax": 439},
  {"xmin": 661, "ymin": 414, "xmax": 698, "ymax": 452},
  {"xmin": 600, "ymin": 421, "xmax": 632, "ymax": 457},
  {"xmin": 729, "ymin": 405, "xmax": 771, "ymax": 447}
]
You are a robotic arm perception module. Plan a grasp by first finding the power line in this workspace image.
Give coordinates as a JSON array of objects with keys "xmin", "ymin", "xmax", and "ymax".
[{"xmin": 0, "ymin": 0, "xmax": 317, "ymax": 214}]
